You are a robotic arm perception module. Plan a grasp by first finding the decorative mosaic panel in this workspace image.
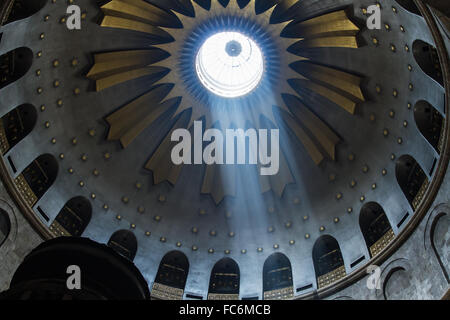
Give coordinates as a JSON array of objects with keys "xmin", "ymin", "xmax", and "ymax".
[
  {"xmin": 151, "ymin": 282, "xmax": 184, "ymax": 300},
  {"xmin": 208, "ymin": 293, "xmax": 240, "ymax": 300},
  {"xmin": 412, "ymin": 179, "xmax": 430, "ymax": 210},
  {"xmin": 49, "ymin": 220, "xmax": 72, "ymax": 238},
  {"xmin": 263, "ymin": 286, "xmax": 294, "ymax": 300},
  {"xmin": 14, "ymin": 174, "xmax": 37, "ymax": 207},
  {"xmin": 0, "ymin": 120, "xmax": 9, "ymax": 154},
  {"xmin": 317, "ymin": 265, "xmax": 346, "ymax": 289},
  {"xmin": 370, "ymin": 228, "xmax": 395, "ymax": 257}
]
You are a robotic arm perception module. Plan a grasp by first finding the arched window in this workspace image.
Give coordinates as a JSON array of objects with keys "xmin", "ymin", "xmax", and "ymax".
[
  {"xmin": 359, "ymin": 202, "xmax": 394, "ymax": 258},
  {"xmin": 151, "ymin": 251, "xmax": 189, "ymax": 300},
  {"xmin": 0, "ymin": 209, "xmax": 11, "ymax": 248},
  {"xmin": 313, "ymin": 235, "xmax": 346, "ymax": 289},
  {"xmin": 262, "ymin": 253, "xmax": 294, "ymax": 300},
  {"xmin": 394, "ymin": 0, "xmax": 422, "ymax": 16},
  {"xmin": 414, "ymin": 101, "xmax": 444, "ymax": 154},
  {"xmin": 208, "ymin": 258, "xmax": 240, "ymax": 300},
  {"xmin": 0, "ymin": 47, "xmax": 33, "ymax": 90},
  {"xmin": 2, "ymin": 0, "xmax": 48, "ymax": 25},
  {"xmin": 413, "ymin": 40, "xmax": 443, "ymax": 86},
  {"xmin": 49, "ymin": 197, "xmax": 92, "ymax": 237},
  {"xmin": 0, "ymin": 104, "xmax": 37, "ymax": 155},
  {"xmin": 15, "ymin": 154, "xmax": 58, "ymax": 207},
  {"xmin": 107, "ymin": 230, "xmax": 138, "ymax": 261},
  {"xmin": 395, "ymin": 155, "xmax": 429, "ymax": 211}
]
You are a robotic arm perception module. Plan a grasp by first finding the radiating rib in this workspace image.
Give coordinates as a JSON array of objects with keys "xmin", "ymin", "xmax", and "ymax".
[
  {"xmin": 290, "ymin": 61, "xmax": 365, "ymax": 104},
  {"xmin": 89, "ymin": 0, "xmax": 369, "ymax": 199},
  {"xmin": 255, "ymin": 0, "xmax": 279, "ymax": 15},
  {"xmin": 290, "ymin": 36, "xmax": 359, "ymax": 49},
  {"xmin": 106, "ymin": 84, "xmax": 174, "ymax": 148},
  {"xmin": 272, "ymin": 0, "xmax": 299, "ymax": 22},
  {"xmin": 145, "ymin": 109, "xmax": 192, "ymax": 185},
  {"xmin": 288, "ymin": 78, "xmax": 360, "ymax": 114}
]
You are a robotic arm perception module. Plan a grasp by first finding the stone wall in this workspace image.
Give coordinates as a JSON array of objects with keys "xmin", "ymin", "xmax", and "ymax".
[
  {"xmin": 0, "ymin": 179, "xmax": 42, "ymax": 291},
  {"xmin": 327, "ymin": 168, "xmax": 450, "ymax": 300}
]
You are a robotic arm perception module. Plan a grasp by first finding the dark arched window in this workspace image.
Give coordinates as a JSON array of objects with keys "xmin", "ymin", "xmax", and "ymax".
[
  {"xmin": 383, "ymin": 267, "xmax": 413, "ymax": 300},
  {"xmin": 0, "ymin": 47, "xmax": 33, "ymax": 90},
  {"xmin": 262, "ymin": 253, "xmax": 294, "ymax": 300},
  {"xmin": 107, "ymin": 230, "xmax": 138, "ymax": 261},
  {"xmin": 313, "ymin": 235, "xmax": 346, "ymax": 289},
  {"xmin": 413, "ymin": 40, "xmax": 443, "ymax": 86},
  {"xmin": 0, "ymin": 209, "xmax": 11, "ymax": 248},
  {"xmin": 0, "ymin": 104, "xmax": 37, "ymax": 155},
  {"xmin": 414, "ymin": 101, "xmax": 444, "ymax": 154},
  {"xmin": 2, "ymin": 0, "xmax": 47, "ymax": 25},
  {"xmin": 359, "ymin": 202, "xmax": 394, "ymax": 258},
  {"xmin": 208, "ymin": 258, "xmax": 240, "ymax": 300},
  {"xmin": 151, "ymin": 251, "xmax": 189, "ymax": 300},
  {"xmin": 396, "ymin": 155, "xmax": 428, "ymax": 211},
  {"xmin": 15, "ymin": 154, "xmax": 58, "ymax": 207},
  {"xmin": 394, "ymin": 0, "xmax": 421, "ymax": 16},
  {"xmin": 50, "ymin": 197, "xmax": 92, "ymax": 237}
]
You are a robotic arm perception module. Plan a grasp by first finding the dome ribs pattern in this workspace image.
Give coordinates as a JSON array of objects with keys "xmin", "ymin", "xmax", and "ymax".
[
  {"xmin": 289, "ymin": 61, "xmax": 365, "ymax": 115},
  {"xmin": 87, "ymin": 49, "xmax": 169, "ymax": 92},
  {"xmin": 285, "ymin": 10, "xmax": 360, "ymax": 48},
  {"xmin": 281, "ymin": 94, "xmax": 340, "ymax": 161},
  {"xmin": 87, "ymin": 0, "xmax": 364, "ymax": 201}
]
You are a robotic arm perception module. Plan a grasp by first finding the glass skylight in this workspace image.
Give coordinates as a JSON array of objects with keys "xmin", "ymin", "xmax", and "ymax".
[{"xmin": 195, "ymin": 32, "xmax": 264, "ymax": 98}]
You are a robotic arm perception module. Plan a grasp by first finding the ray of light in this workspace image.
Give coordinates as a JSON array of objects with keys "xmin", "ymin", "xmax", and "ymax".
[{"xmin": 89, "ymin": 0, "xmax": 365, "ymax": 199}]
